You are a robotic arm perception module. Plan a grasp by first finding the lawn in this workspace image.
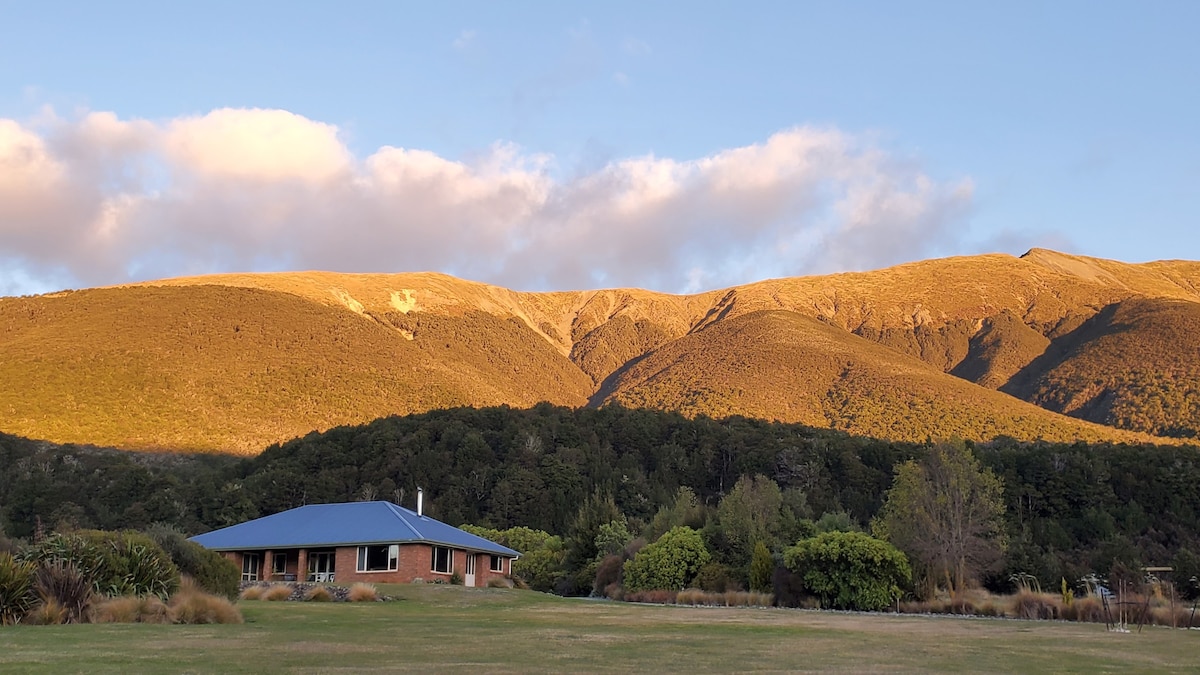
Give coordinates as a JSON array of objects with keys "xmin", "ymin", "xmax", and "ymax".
[{"xmin": 2, "ymin": 585, "xmax": 1197, "ymax": 673}]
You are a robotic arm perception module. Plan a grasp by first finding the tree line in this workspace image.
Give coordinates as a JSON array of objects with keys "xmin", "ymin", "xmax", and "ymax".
[{"xmin": 3, "ymin": 404, "xmax": 1200, "ymax": 597}]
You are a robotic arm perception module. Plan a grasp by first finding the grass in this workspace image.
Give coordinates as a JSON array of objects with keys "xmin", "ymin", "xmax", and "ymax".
[{"xmin": 1, "ymin": 585, "xmax": 1197, "ymax": 673}]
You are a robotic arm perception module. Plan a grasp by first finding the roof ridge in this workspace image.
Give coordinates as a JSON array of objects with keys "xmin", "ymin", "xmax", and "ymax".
[{"xmin": 383, "ymin": 501, "xmax": 425, "ymax": 539}]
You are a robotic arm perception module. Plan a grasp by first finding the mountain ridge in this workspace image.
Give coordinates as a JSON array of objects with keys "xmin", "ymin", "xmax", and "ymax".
[{"xmin": 3, "ymin": 249, "xmax": 1198, "ymax": 452}]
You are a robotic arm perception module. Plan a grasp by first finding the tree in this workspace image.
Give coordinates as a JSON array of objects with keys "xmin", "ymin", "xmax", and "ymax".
[
  {"xmin": 623, "ymin": 526, "xmax": 711, "ymax": 591},
  {"xmin": 873, "ymin": 441, "xmax": 1006, "ymax": 594},
  {"xmin": 749, "ymin": 540, "xmax": 774, "ymax": 592},
  {"xmin": 784, "ymin": 531, "xmax": 910, "ymax": 611},
  {"xmin": 708, "ymin": 475, "xmax": 783, "ymax": 572}
]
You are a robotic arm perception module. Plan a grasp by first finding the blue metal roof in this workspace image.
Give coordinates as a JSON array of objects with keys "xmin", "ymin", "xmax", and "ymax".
[{"xmin": 189, "ymin": 501, "xmax": 518, "ymax": 557}]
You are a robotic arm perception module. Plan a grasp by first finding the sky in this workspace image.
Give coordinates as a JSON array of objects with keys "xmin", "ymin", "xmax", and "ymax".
[{"xmin": 1, "ymin": 1, "xmax": 1198, "ymax": 296}]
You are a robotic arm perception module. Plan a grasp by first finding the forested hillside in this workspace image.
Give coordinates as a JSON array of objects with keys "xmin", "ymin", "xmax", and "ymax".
[{"xmin": 3, "ymin": 405, "xmax": 1199, "ymax": 593}]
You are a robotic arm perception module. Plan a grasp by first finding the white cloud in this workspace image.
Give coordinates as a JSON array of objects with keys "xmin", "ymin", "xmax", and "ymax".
[
  {"xmin": 453, "ymin": 29, "xmax": 477, "ymax": 50},
  {"xmin": 0, "ymin": 108, "xmax": 974, "ymax": 294}
]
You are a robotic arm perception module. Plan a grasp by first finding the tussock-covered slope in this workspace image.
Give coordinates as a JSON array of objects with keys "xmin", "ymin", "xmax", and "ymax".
[
  {"xmin": 2, "ymin": 249, "xmax": 1198, "ymax": 452},
  {"xmin": 601, "ymin": 310, "xmax": 1151, "ymax": 444}
]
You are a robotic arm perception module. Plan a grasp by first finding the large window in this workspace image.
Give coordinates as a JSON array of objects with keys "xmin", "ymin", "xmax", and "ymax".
[
  {"xmin": 431, "ymin": 546, "xmax": 452, "ymax": 574},
  {"xmin": 489, "ymin": 555, "xmax": 504, "ymax": 573},
  {"xmin": 272, "ymin": 553, "xmax": 287, "ymax": 575},
  {"xmin": 357, "ymin": 545, "xmax": 399, "ymax": 572}
]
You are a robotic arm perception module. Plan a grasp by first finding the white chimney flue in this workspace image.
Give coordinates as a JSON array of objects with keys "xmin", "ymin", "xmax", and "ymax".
[{"xmin": 416, "ymin": 487, "xmax": 424, "ymax": 516}]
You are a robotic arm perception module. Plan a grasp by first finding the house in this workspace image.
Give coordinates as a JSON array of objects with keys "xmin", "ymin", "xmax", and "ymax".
[{"xmin": 189, "ymin": 497, "xmax": 519, "ymax": 587}]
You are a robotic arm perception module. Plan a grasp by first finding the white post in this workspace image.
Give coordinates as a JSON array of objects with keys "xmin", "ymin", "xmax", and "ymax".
[{"xmin": 417, "ymin": 487, "xmax": 424, "ymax": 516}]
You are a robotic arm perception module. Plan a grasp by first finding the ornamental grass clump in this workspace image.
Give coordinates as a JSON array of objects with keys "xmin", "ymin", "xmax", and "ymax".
[
  {"xmin": 303, "ymin": 585, "xmax": 333, "ymax": 602},
  {"xmin": 348, "ymin": 583, "xmax": 378, "ymax": 602},
  {"xmin": 262, "ymin": 584, "xmax": 293, "ymax": 601},
  {"xmin": 91, "ymin": 595, "xmax": 172, "ymax": 624},
  {"xmin": 33, "ymin": 559, "xmax": 94, "ymax": 624},
  {"xmin": 239, "ymin": 584, "xmax": 265, "ymax": 600},
  {"xmin": 22, "ymin": 599, "xmax": 67, "ymax": 625},
  {"xmin": 168, "ymin": 580, "xmax": 244, "ymax": 625}
]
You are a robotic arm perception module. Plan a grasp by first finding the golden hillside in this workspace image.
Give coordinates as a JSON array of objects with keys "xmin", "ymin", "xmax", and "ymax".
[{"xmin": 1, "ymin": 249, "xmax": 1197, "ymax": 452}]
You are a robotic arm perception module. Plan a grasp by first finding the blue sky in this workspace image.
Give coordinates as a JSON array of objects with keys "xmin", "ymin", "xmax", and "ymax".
[{"xmin": 1, "ymin": 1, "xmax": 1197, "ymax": 295}]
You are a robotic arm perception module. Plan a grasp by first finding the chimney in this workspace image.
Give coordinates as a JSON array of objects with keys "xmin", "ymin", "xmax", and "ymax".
[{"xmin": 416, "ymin": 487, "xmax": 424, "ymax": 516}]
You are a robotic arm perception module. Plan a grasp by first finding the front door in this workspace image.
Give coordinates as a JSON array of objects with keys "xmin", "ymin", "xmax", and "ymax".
[
  {"xmin": 242, "ymin": 553, "xmax": 261, "ymax": 581},
  {"xmin": 465, "ymin": 553, "xmax": 476, "ymax": 587},
  {"xmin": 308, "ymin": 551, "xmax": 335, "ymax": 582}
]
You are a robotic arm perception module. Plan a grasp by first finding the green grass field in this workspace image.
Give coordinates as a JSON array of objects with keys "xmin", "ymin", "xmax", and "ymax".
[{"xmin": 2, "ymin": 585, "xmax": 1198, "ymax": 673}]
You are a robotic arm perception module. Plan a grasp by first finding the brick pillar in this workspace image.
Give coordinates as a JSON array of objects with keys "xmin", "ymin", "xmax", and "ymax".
[
  {"xmin": 263, "ymin": 549, "xmax": 273, "ymax": 580},
  {"xmin": 297, "ymin": 549, "xmax": 308, "ymax": 582}
]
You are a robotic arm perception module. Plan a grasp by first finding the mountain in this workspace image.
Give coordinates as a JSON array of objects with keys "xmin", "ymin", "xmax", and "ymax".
[{"xmin": 1, "ymin": 249, "xmax": 1197, "ymax": 453}]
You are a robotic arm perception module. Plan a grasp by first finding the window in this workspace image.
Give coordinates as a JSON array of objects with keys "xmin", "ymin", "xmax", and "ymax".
[
  {"xmin": 489, "ymin": 555, "xmax": 504, "ymax": 573},
  {"xmin": 357, "ymin": 544, "xmax": 399, "ymax": 572},
  {"xmin": 272, "ymin": 553, "xmax": 287, "ymax": 575},
  {"xmin": 431, "ymin": 546, "xmax": 452, "ymax": 574},
  {"xmin": 241, "ymin": 553, "xmax": 260, "ymax": 581}
]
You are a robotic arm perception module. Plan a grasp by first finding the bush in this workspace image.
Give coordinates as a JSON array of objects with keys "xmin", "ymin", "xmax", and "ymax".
[
  {"xmin": 304, "ymin": 585, "xmax": 333, "ymax": 602},
  {"xmin": 623, "ymin": 527, "xmax": 711, "ymax": 592},
  {"xmin": 0, "ymin": 552, "xmax": 36, "ymax": 625},
  {"xmin": 348, "ymin": 583, "xmax": 378, "ymax": 602},
  {"xmin": 33, "ymin": 560, "xmax": 94, "ymax": 623},
  {"xmin": 694, "ymin": 562, "xmax": 739, "ymax": 593},
  {"xmin": 21, "ymin": 530, "xmax": 179, "ymax": 599},
  {"xmin": 592, "ymin": 554, "xmax": 624, "ymax": 595},
  {"xmin": 784, "ymin": 531, "xmax": 911, "ymax": 611},
  {"xmin": 145, "ymin": 525, "xmax": 239, "ymax": 599},
  {"xmin": 449, "ymin": 570, "xmax": 464, "ymax": 586},
  {"xmin": 749, "ymin": 541, "xmax": 774, "ymax": 592},
  {"xmin": 487, "ymin": 577, "xmax": 513, "ymax": 589}
]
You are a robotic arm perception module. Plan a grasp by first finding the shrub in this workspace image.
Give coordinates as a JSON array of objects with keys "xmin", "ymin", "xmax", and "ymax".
[
  {"xmin": 22, "ymin": 530, "xmax": 179, "ymax": 599},
  {"xmin": 348, "ymin": 583, "xmax": 378, "ymax": 602},
  {"xmin": 749, "ymin": 541, "xmax": 774, "ymax": 592},
  {"xmin": 784, "ymin": 531, "xmax": 911, "ymax": 611},
  {"xmin": 486, "ymin": 577, "xmax": 512, "ymax": 589},
  {"xmin": 169, "ymin": 588, "xmax": 244, "ymax": 624},
  {"xmin": 304, "ymin": 585, "xmax": 333, "ymax": 602},
  {"xmin": 91, "ymin": 595, "xmax": 172, "ymax": 624},
  {"xmin": 449, "ymin": 570, "xmax": 464, "ymax": 586},
  {"xmin": 0, "ymin": 552, "xmax": 36, "ymax": 625},
  {"xmin": 592, "ymin": 554, "xmax": 624, "ymax": 595},
  {"xmin": 623, "ymin": 527, "xmax": 711, "ymax": 592},
  {"xmin": 33, "ymin": 560, "xmax": 94, "ymax": 623},
  {"xmin": 145, "ymin": 525, "xmax": 239, "ymax": 599},
  {"xmin": 262, "ymin": 584, "xmax": 293, "ymax": 601},
  {"xmin": 694, "ymin": 562, "xmax": 739, "ymax": 593}
]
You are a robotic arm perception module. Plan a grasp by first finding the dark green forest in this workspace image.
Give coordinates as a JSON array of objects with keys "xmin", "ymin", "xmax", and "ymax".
[{"xmin": 3, "ymin": 404, "xmax": 1200, "ymax": 593}]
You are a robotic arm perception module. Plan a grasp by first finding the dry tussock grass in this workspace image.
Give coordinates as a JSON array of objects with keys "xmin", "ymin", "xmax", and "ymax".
[
  {"xmin": 304, "ymin": 586, "xmax": 333, "ymax": 602},
  {"xmin": 239, "ymin": 585, "xmax": 264, "ymax": 600},
  {"xmin": 348, "ymin": 583, "xmax": 378, "ymax": 602},
  {"xmin": 22, "ymin": 600, "xmax": 67, "ymax": 625},
  {"xmin": 262, "ymin": 584, "xmax": 293, "ymax": 601},
  {"xmin": 169, "ymin": 587, "xmax": 243, "ymax": 624},
  {"xmin": 91, "ymin": 595, "xmax": 172, "ymax": 624}
]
